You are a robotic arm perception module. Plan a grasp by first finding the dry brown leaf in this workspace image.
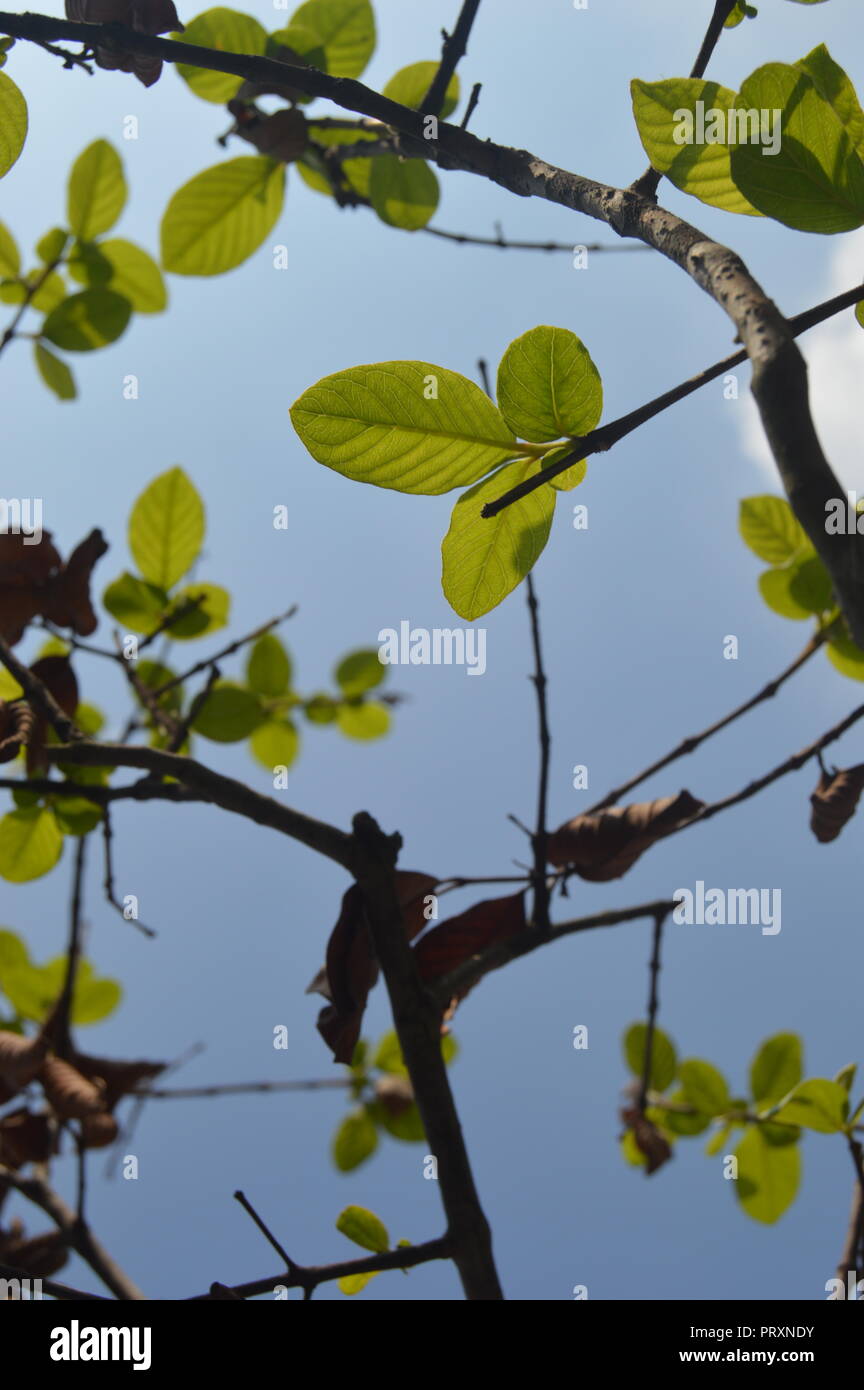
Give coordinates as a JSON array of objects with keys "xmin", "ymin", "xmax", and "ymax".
[
  {"xmin": 809, "ymin": 763, "xmax": 864, "ymax": 843},
  {"xmin": 0, "ymin": 1227, "xmax": 69, "ymax": 1277},
  {"xmin": 547, "ymin": 791, "xmax": 704, "ymax": 881},
  {"xmin": 621, "ymin": 1105, "xmax": 673, "ymax": 1176},
  {"xmin": 374, "ymin": 1074, "xmax": 414, "ymax": 1117},
  {"xmin": 240, "ymin": 108, "xmax": 308, "ymax": 163},
  {"xmin": 413, "ymin": 893, "xmax": 526, "ymax": 991},
  {"xmin": 0, "ymin": 1107, "xmax": 54, "ymax": 1168},
  {"xmin": 0, "ymin": 529, "xmax": 107, "ymax": 645},
  {"xmin": 0, "ymin": 1030, "xmax": 50, "ymax": 1095},
  {"xmin": 39, "ymin": 1056, "xmax": 106, "ymax": 1119},
  {"xmin": 0, "ymin": 701, "xmax": 34, "ymax": 764},
  {"xmin": 79, "ymin": 1112, "xmax": 120, "ymax": 1149},
  {"xmin": 313, "ymin": 871, "xmax": 438, "ymax": 1064},
  {"xmin": 70, "ymin": 1052, "xmax": 166, "ymax": 1110},
  {"xmin": 65, "ymin": 0, "xmax": 184, "ymax": 86},
  {"xmin": 25, "ymin": 655, "xmax": 80, "ymax": 777}
]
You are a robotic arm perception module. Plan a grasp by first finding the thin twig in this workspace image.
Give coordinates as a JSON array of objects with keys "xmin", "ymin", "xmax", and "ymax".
[
  {"xmin": 637, "ymin": 909, "xmax": 668, "ymax": 1115},
  {"xmin": 150, "ymin": 606, "xmax": 297, "ymax": 698},
  {"xmin": 424, "ymin": 227, "xmax": 650, "ymax": 252},
  {"xmin": 0, "ymin": 636, "xmax": 82, "ymax": 742},
  {"xmin": 482, "ymin": 282, "xmax": 864, "ymax": 518},
  {"xmin": 188, "ymin": 1235, "xmax": 454, "ymax": 1300},
  {"xmin": 102, "ymin": 807, "xmax": 156, "ymax": 937},
  {"xmin": 525, "ymin": 575, "xmax": 551, "ymax": 930},
  {"xmin": 588, "ymin": 630, "xmax": 827, "ymax": 813},
  {"xmin": 234, "ymin": 1190, "xmax": 294, "ymax": 1268},
  {"xmin": 421, "ymin": 0, "xmax": 483, "ymax": 116},
  {"xmin": 136, "ymin": 1077, "xmax": 351, "ymax": 1098}
]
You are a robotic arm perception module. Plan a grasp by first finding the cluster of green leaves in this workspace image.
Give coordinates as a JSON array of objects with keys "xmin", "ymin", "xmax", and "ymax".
[
  {"xmin": 160, "ymin": 0, "xmax": 459, "ymax": 277},
  {"xmin": 332, "ymin": 1203, "xmax": 413, "ymax": 1296},
  {"xmin": 739, "ymin": 494, "xmax": 864, "ymax": 681},
  {"xmin": 0, "ymin": 43, "xmax": 26, "ymax": 180},
  {"xmin": 103, "ymin": 466, "xmax": 392, "ymax": 758},
  {"xmin": 0, "ymin": 927, "xmax": 121, "ymax": 1032},
  {"xmin": 292, "ymin": 325, "xmax": 599, "ymax": 620},
  {"xmin": 632, "ymin": 42, "xmax": 864, "ymax": 234},
  {"xmin": 0, "ymin": 140, "xmax": 166, "ymax": 399},
  {"xmin": 622, "ymin": 1024, "xmax": 862, "ymax": 1224},
  {"xmin": 331, "ymin": 1029, "xmax": 458, "ymax": 1173}
]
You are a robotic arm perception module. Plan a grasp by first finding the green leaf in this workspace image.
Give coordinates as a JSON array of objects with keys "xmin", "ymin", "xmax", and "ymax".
[
  {"xmin": 731, "ymin": 63, "xmax": 864, "ymax": 233},
  {"xmin": 102, "ymin": 571, "xmax": 168, "ymax": 635},
  {"xmin": 66, "ymin": 240, "xmax": 113, "ymax": 288},
  {"xmin": 770, "ymin": 1078, "xmax": 848, "ymax": 1133},
  {"xmin": 496, "ymin": 326, "xmax": 603, "ymax": 443},
  {"xmin": 657, "ymin": 1093, "xmax": 711, "ymax": 1136},
  {"xmin": 176, "ymin": 8, "xmax": 268, "ymax": 103},
  {"xmin": 334, "ymin": 649, "xmax": 385, "ymax": 697},
  {"xmin": 41, "ymin": 289, "xmax": 131, "ymax": 352},
  {"xmin": 36, "ymin": 227, "xmax": 68, "ymax": 265},
  {"xmin": 191, "ymin": 681, "xmax": 264, "ymax": 742},
  {"xmin": 441, "ymin": 458, "xmax": 555, "ymax": 620},
  {"xmin": 545, "ymin": 443, "xmax": 588, "ymax": 493},
  {"xmin": 296, "ymin": 125, "xmax": 377, "ymax": 196},
  {"xmin": 827, "ymin": 631, "xmax": 864, "ymax": 681},
  {"xmin": 136, "ymin": 660, "xmax": 183, "ymax": 713},
  {"xmin": 704, "ymin": 1123, "xmax": 733, "ymax": 1157},
  {"xmin": 29, "ymin": 271, "xmax": 67, "ymax": 315},
  {"xmin": 758, "ymin": 565, "xmax": 814, "ymax": 619},
  {"xmin": 166, "ymin": 583, "xmax": 230, "ymax": 639},
  {"xmin": 160, "ymin": 157, "xmax": 285, "ymax": 277},
  {"xmin": 369, "ymin": 156, "xmax": 439, "ymax": 230},
  {"xmin": 373, "ymin": 1097, "xmax": 426, "ymax": 1142},
  {"xmin": 0, "ymin": 928, "xmax": 29, "ymax": 972},
  {"xmin": 247, "ymin": 633, "xmax": 292, "ymax": 695},
  {"xmin": 383, "ymin": 61, "xmax": 459, "ymax": 117},
  {"xmin": 0, "ymin": 72, "xmax": 27, "ymax": 179},
  {"xmin": 834, "ymin": 1062, "xmax": 857, "ymax": 1093},
  {"xmin": 797, "ymin": 46, "xmax": 864, "ymax": 158},
  {"xmin": 373, "ymin": 1031, "xmax": 407, "ymax": 1075},
  {"xmin": 338, "ymin": 1271, "xmax": 378, "ymax": 1295},
  {"xmin": 331, "ymin": 1108, "xmax": 378, "ymax": 1171},
  {"xmin": 304, "ymin": 693, "xmax": 338, "ymax": 723},
  {"xmin": 750, "ymin": 1032, "xmax": 802, "ymax": 1104},
  {"xmin": 631, "ymin": 78, "xmax": 761, "ymax": 216},
  {"xmin": 75, "ymin": 703, "xmax": 105, "ymax": 736},
  {"xmin": 291, "ymin": 361, "xmax": 520, "ymax": 495},
  {"xmin": 739, "ymin": 495, "xmax": 809, "ymax": 564},
  {"xmin": 734, "ymin": 1127, "xmax": 800, "ymax": 1223},
  {"xmin": 288, "ymin": 0, "xmax": 376, "ymax": 78},
  {"xmin": 249, "ymin": 719, "xmax": 299, "ymax": 769},
  {"xmin": 92, "ymin": 239, "xmax": 167, "ymax": 313},
  {"xmin": 336, "ymin": 700, "xmax": 390, "ymax": 739},
  {"xmin": 67, "ymin": 140, "xmax": 127, "ymax": 240},
  {"xmin": 0, "ymin": 808, "xmax": 63, "ymax": 883},
  {"xmin": 335, "ymin": 1203, "xmax": 389, "ymax": 1252},
  {"xmin": 53, "ymin": 796, "xmax": 102, "ymax": 836},
  {"xmin": 857, "ymin": 301, "xmax": 864, "ymax": 331},
  {"xmin": 0, "ymin": 956, "xmax": 120, "ymax": 1025},
  {"xmin": 34, "ymin": 343, "xmax": 76, "ymax": 401},
  {"xmin": 0, "ymin": 220, "xmax": 18, "ymax": 275},
  {"xmin": 129, "ymin": 467, "xmax": 205, "ymax": 590},
  {"xmin": 0, "ymin": 667, "xmax": 23, "ymax": 700},
  {"xmin": 623, "ymin": 1022, "xmax": 677, "ymax": 1093},
  {"xmin": 724, "ymin": 1, "xmax": 757, "ymax": 26},
  {"xmin": 679, "ymin": 1058, "xmax": 731, "ymax": 1115}
]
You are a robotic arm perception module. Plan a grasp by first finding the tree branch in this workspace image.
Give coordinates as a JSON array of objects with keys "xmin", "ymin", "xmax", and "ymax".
[
  {"xmin": 421, "ymin": 0, "xmax": 483, "ymax": 117},
  {"xmin": 351, "ymin": 811, "xmax": 504, "ymax": 1300},
  {"xmin": 525, "ymin": 575, "xmax": 551, "ymax": 930},
  {"xmin": 588, "ymin": 629, "xmax": 827, "ymax": 813},
  {"xmin": 188, "ymin": 1234, "xmax": 453, "ymax": 1300}
]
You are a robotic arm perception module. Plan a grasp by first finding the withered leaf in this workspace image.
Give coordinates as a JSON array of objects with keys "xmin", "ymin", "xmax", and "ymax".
[
  {"xmin": 809, "ymin": 763, "xmax": 864, "ymax": 844},
  {"xmin": 25, "ymin": 655, "xmax": 80, "ymax": 777},
  {"xmin": 0, "ymin": 1107, "xmax": 54, "ymax": 1168},
  {"xmin": 0, "ymin": 701, "xmax": 35, "ymax": 765},
  {"xmin": 413, "ymin": 892, "xmax": 526, "ymax": 989},
  {"xmin": 0, "ymin": 529, "xmax": 107, "ymax": 646},
  {"xmin": 39, "ymin": 1056, "xmax": 106, "ymax": 1119},
  {"xmin": 79, "ymin": 1112, "xmax": 120, "ymax": 1149},
  {"xmin": 70, "ymin": 1051, "xmax": 166, "ymax": 1110},
  {"xmin": 65, "ymin": 0, "xmax": 185, "ymax": 86},
  {"xmin": 0, "ymin": 1227, "xmax": 69, "ymax": 1277},
  {"xmin": 313, "ymin": 871, "xmax": 438, "ymax": 1064},
  {"xmin": 0, "ymin": 1030, "xmax": 50, "ymax": 1095},
  {"xmin": 621, "ymin": 1105, "xmax": 673, "ymax": 1176},
  {"xmin": 547, "ymin": 791, "xmax": 703, "ymax": 881},
  {"xmin": 239, "ymin": 108, "xmax": 308, "ymax": 163}
]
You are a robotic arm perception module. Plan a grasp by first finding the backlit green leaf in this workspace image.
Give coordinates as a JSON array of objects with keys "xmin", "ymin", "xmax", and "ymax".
[
  {"xmin": 161, "ymin": 157, "xmax": 285, "ymax": 277},
  {"xmin": 129, "ymin": 467, "xmax": 205, "ymax": 590},
  {"xmin": 369, "ymin": 156, "xmax": 439, "ymax": 230},
  {"xmin": 41, "ymin": 289, "xmax": 131, "ymax": 352},
  {"xmin": 67, "ymin": 140, "xmax": 127, "ymax": 240},
  {"xmin": 176, "ymin": 8, "xmax": 268, "ymax": 103},
  {"xmin": 0, "ymin": 808, "xmax": 63, "ymax": 883},
  {"xmin": 496, "ymin": 325, "xmax": 602, "ymax": 442}
]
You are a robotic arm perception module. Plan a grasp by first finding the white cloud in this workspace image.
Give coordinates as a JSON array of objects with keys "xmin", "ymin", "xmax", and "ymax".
[{"xmin": 740, "ymin": 229, "xmax": 864, "ymax": 491}]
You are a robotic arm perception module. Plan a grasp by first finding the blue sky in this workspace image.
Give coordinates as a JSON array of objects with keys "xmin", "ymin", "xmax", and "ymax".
[{"xmin": 2, "ymin": 0, "xmax": 864, "ymax": 1301}]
